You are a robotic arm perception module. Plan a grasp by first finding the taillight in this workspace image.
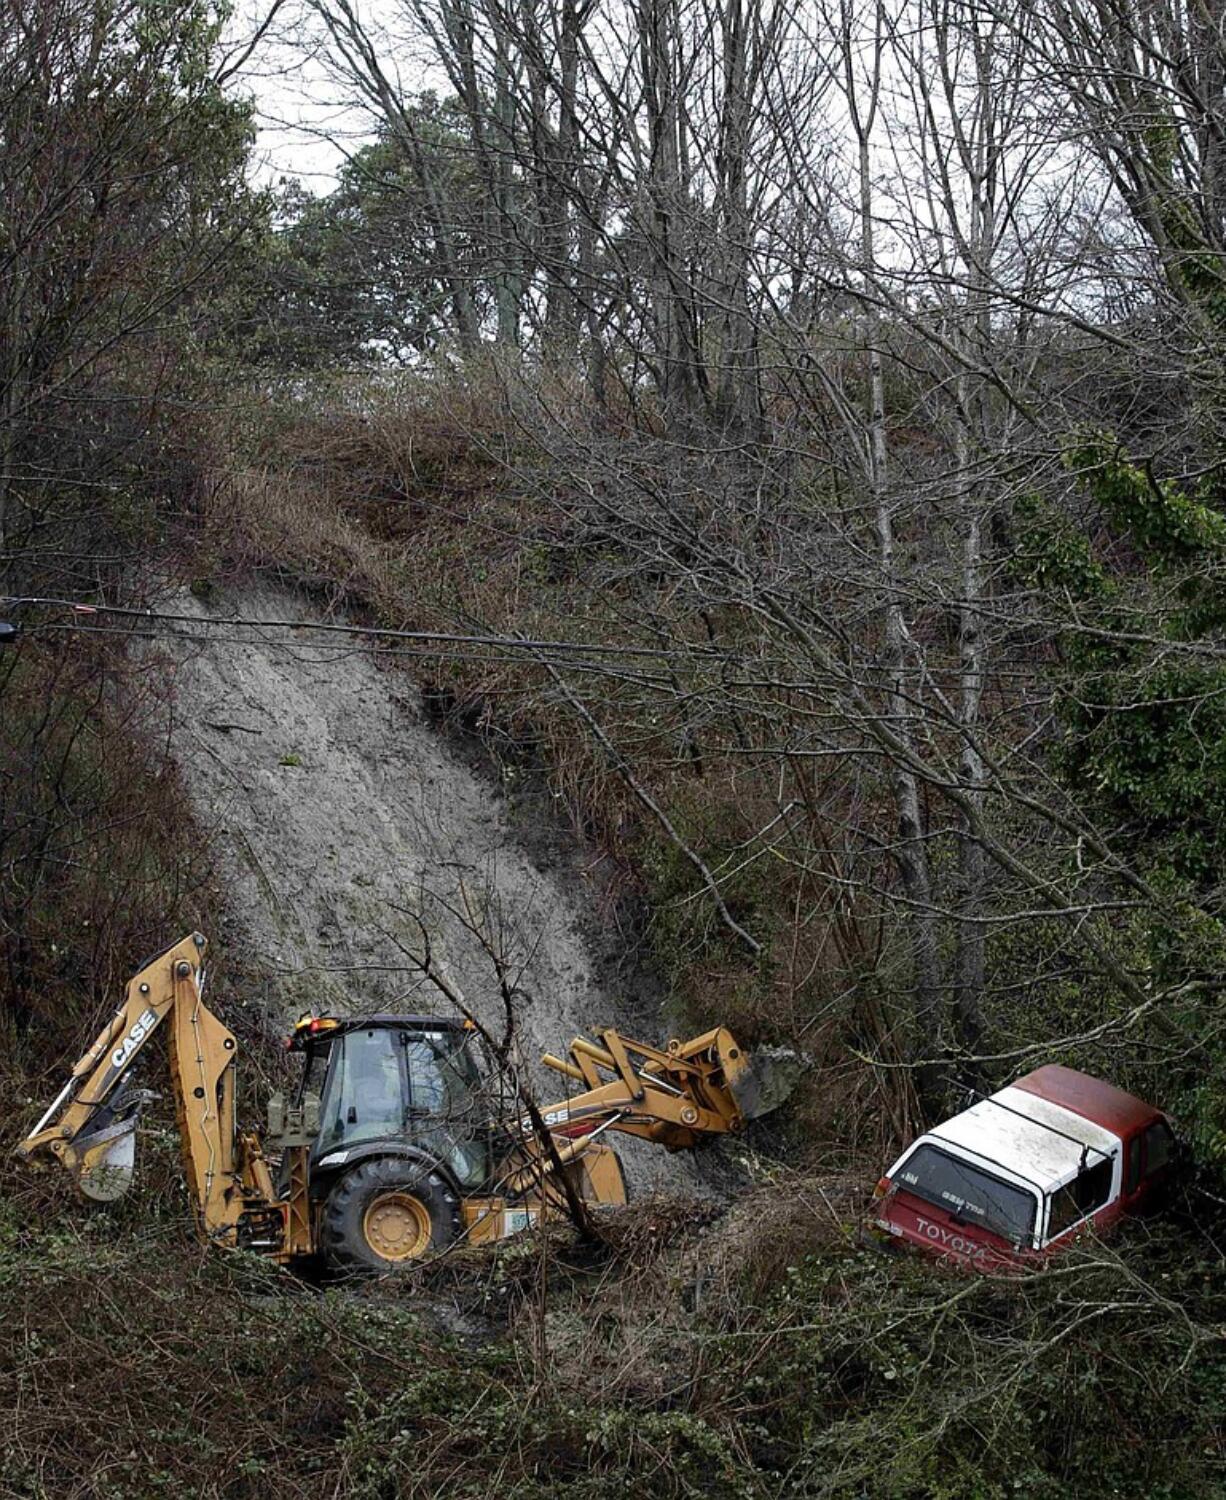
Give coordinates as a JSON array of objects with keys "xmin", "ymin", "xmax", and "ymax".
[{"xmin": 873, "ymin": 1176, "xmax": 891, "ymax": 1200}]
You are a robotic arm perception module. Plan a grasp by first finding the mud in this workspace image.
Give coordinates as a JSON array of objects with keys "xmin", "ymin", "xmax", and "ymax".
[{"xmin": 154, "ymin": 585, "xmax": 719, "ymax": 1194}]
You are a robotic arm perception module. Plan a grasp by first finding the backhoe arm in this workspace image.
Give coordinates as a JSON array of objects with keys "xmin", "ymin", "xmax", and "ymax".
[
  {"xmin": 17, "ymin": 933, "xmax": 278, "ymax": 1246},
  {"xmin": 534, "ymin": 1024, "xmax": 762, "ymax": 1147},
  {"xmin": 506, "ymin": 1024, "xmax": 773, "ymax": 1203},
  {"xmin": 503, "ymin": 1024, "xmax": 782, "ymax": 1204}
]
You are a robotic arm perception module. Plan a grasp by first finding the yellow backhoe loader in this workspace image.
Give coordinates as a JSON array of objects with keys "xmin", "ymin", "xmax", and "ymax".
[{"xmin": 17, "ymin": 933, "xmax": 787, "ymax": 1272}]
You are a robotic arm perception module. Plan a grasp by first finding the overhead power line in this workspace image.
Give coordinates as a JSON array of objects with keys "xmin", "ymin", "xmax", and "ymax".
[{"xmin": 0, "ymin": 596, "xmax": 707, "ymax": 662}]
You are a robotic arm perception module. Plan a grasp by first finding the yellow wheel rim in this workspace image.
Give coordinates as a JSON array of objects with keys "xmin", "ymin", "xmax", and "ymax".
[{"xmin": 362, "ymin": 1191, "xmax": 432, "ymax": 1262}]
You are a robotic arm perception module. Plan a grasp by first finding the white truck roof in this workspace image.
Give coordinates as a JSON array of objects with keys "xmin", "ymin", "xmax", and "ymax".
[{"xmin": 922, "ymin": 1085, "xmax": 1120, "ymax": 1195}]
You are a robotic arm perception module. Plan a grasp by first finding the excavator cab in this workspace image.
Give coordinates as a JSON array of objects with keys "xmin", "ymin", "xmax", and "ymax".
[
  {"xmin": 288, "ymin": 1015, "xmax": 494, "ymax": 1192},
  {"xmin": 280, "ymin": 1011, "xmax": 797, "ymax": 1271},
  {"xmin": 273, "ymin": 1013, "xmax": 507, "ymax": 1270}
]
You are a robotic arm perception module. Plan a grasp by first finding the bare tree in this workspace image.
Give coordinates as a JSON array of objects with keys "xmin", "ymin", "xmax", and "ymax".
[{"xmin": 280, "ymin": 0, "xmax": 1223, "ymax": 1106}]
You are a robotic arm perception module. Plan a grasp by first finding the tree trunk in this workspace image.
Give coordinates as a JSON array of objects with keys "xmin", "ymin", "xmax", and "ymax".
[{"xmin": 848, "ymin": 6, "xmax": 944, "ymax": 1076}]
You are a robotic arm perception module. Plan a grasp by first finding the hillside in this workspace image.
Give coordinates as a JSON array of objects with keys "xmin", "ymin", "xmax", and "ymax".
[
  {"xmin": 155, "ymin": 581, "xmax": 719, "ymax": 1195},
  {"xmin": 3, "ymin": 0, "xmax": 1226, "ymax": 1495}
]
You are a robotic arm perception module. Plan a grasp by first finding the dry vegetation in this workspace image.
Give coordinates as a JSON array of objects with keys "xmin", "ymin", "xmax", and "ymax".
[
  {"xmin": 3, "ymin": 364, "xmax": 1224, "ymax": 1498},
  {"xmin": 190, "ymin": 376, "xmax": 920, "ymax": 1103},
  {"xmin": 5, "ymin": 0, "xmax": 1226, "ymax": 1488},
  {"xmin": 3, "ymin": 1157, "xmax": 1221, "ymax": 1499}
]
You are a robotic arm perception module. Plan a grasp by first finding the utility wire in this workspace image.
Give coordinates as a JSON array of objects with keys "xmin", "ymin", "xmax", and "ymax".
[
  {"xmin": 0, "ymin": 595, "xmax": 713, "ymax": 662},
  {"xmin": 28, "ymin": 620, "xmax": 677, "ymax": 687}
]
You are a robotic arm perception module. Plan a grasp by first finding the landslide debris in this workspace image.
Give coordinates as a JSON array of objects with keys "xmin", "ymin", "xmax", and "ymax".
[{"xmin": 154, "ymin": 584, "xmax": 718, "ymax": 1194}]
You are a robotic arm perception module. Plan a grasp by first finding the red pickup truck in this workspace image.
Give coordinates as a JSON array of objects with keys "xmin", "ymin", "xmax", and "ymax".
[{"xmin": 873, "ymin": 1065, "xmax": 1177, "ymax": 1269}]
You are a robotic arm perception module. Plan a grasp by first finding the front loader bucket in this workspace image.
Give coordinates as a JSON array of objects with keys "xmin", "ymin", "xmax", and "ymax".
[
  {"xmin": 72, "ymin": 1116, "xmax": 138, "ymax": 1202},
  {"xmin": 726, "ymin": 1045, "xmax": 806, "ymax": 1123}
]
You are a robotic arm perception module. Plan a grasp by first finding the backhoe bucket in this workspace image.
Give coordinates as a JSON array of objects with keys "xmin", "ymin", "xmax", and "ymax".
[
  {"xmin": 726, "ymin": 1045, "xmax": 806, "ymax": 1122},
  {"xmin": 72, "ymin": 1116, "xmax": 138, "ymax": 1202}
]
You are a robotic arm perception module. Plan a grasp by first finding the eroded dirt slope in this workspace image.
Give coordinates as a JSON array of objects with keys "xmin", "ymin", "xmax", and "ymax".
[{"xmin": 155, "ymin": 585, "xmax": 709, "ymax": 1193}]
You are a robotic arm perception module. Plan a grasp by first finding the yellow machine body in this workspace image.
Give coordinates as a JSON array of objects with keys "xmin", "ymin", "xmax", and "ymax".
[{"xmin": 17, "ymin": 934, "xmax": 785, "ymax": 1270}]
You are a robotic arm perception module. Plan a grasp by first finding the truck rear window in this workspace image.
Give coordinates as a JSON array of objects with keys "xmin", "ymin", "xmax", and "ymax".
[
  {"xmin": 1046, "ymin": 1155, "xmax": 1114, "ymax": 1241},
  {"xmin": 894, "ymin": 1144, "xmax": 1036, "ymax": 1245}
]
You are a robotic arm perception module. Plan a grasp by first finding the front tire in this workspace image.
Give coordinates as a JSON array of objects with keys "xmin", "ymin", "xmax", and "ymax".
[{"xmin": 321, "ymin": 1156, "xmax": 462, "ymax": 1274}]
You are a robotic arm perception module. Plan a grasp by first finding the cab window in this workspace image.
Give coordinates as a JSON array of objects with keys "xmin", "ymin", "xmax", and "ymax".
[
  {"xmin": 1046, "ymin": 1156, "xmax": 1113, "ymax": 1241},
  {"xmin": 322, "ymin": 1029, "xmax": 406, "ymax": 1148},
  {"xmin": 1125, "ymin": 1135, "xmax": 1142, "ymax": 1194},
  {"xmin": 404, "ymin": 1033, "xmax": 481, "ymax": 1124},
  {"xmin": 1144, "ymin": 1120, "xmax": 1175, "ymax": 1176},
  {"xmin": 404, "ymin": 1032, "xmax": 489, "ymax": 1189},
  {"xmin": 295, "ymin": 1041, "xmax": 331, "ymax": 1106}
]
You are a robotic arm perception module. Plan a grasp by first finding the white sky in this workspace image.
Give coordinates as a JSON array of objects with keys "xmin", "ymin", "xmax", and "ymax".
[{"xmin": 225, "ymin": 1, "xmax": 376, "ymax": 190}]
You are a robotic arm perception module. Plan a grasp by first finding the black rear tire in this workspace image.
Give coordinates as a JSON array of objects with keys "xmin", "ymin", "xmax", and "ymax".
[{"xmin": 320, "ymin": 1156, "xmax": 462, "ymax": 1274}]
